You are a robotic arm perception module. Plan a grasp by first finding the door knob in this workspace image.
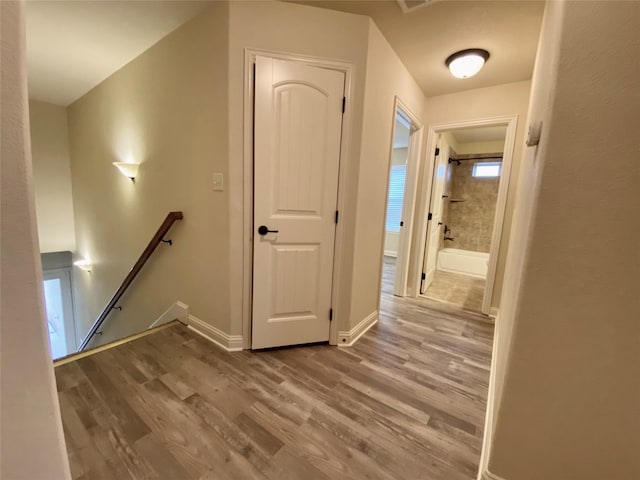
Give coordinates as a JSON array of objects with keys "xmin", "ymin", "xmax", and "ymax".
[{"xmin": 258, "ymin": 225, "xmax": 279, "ymax": 235}]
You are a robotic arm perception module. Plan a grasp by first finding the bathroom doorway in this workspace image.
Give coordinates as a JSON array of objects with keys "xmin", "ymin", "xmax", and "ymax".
[
  {"xmin": 415, "ymin": 117, "xmax": 517, "ymax": 314},
  {"xmin": 382, "ymin": 98, "xmax": 423, "ymax": 297}
]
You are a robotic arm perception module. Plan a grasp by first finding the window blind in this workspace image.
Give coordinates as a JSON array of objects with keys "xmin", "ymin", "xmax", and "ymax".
[{"xmin": 386, "ymin": 165, "xmax": 406, "ymax": 233}]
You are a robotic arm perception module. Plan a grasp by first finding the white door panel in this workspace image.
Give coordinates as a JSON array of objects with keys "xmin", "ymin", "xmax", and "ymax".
[
  {"xmin": 421, "ymin": 136, "xmax": 449, "ymax": 293},
  {"xmin": 252, "ymin": 57, "xmax": 344, "ymax": 349}
]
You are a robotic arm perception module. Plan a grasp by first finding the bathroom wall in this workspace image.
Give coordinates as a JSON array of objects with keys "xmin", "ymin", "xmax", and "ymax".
[{"xmin": 444, "ymin": 155, "xmax": 502, "ymax": 253}]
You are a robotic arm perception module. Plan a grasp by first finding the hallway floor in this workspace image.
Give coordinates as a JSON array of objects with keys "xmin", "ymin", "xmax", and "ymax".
[{"xmin": 55, "ymin": 276, "xmax": 493, "ymax": 479}]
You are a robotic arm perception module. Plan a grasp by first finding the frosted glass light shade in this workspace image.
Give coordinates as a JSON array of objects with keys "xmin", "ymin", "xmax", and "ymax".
[
  {"xmin": 113, "ymin": 162, "xmax": 139, "ymax": 180},
  {"xmin": 445, "ymin": 49, "xmax": 490, "ymax": 79}
]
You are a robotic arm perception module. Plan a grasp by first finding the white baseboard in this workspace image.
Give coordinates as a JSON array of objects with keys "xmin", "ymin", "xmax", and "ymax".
[
  {"xmin": 482, "ymin": 469, "xmax": 506, "ymax": 480},
  {"xmin": 477, "ymin": 312, "xmax": 500, "ymax": 480},
  {"xmin": 338, "ymin": 310, "xmax": 377, "ymax": 347},
  {"xmin": 186, "ymin": 314, "xmax": 243, "ymax": 352},
  {"xmin": 149, "ymin": 301, "xmax": 189, "ymax": 329}
]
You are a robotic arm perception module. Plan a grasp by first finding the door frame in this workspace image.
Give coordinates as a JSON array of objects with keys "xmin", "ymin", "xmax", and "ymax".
[
  {"xmin": 242, "ymin": 49, "xmax": 355, "ymax": 348},
  {"xmin": 413, "ymin": 115, "xmax": 518, "ymax": 315},
  {"xmin": 382, "ymin": 96, "xmax": 424, "ymax": 297}
]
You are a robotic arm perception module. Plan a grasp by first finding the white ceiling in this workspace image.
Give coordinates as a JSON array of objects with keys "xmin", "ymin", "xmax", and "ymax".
[
  {"xmin": 288, "ymin": 0, "xmax": 545, "ymax": 97},
  {"xmin": 26, "ymin": 0, "xmax": 211, "ymax": 106},
  {"xmin": 25, "ymin": 0, "xmax": 544, "ymax": 106}
]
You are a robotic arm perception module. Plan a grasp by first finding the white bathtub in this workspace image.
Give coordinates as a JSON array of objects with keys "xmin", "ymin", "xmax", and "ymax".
[{"xmin": 437, "ymin": 248, "xmax": 489, "ymax": 279}]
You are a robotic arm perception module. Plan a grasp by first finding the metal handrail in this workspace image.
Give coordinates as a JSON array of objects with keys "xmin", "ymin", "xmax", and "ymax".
[{"xmin": 78, "ymin": 211, "xmax": 184, "ymax": 351}]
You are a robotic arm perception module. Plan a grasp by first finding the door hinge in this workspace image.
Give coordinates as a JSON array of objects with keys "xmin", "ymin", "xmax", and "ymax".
[
  {"xmin": 335, "ymin": 210, "xmax": 339, "ymax": 224},
  {"xmin": 435, "ymin": 147, "xmax": 440, "ymax": 156},
  {"xmin": 329, "ymin": 308, "xmax": 333, "ymax": 321},
  {"xmin": 421, "ymin": 273, "xmax": 426, "ymax": 280},
  {"xmin": 427, "ymin": 212, "xmax": 433, "ymax": 221},
  {"xmin": 342, "ymin": 97, "xmax": 346, "ymax": 114}
]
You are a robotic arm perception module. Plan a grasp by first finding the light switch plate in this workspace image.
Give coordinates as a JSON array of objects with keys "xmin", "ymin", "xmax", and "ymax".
[
  {"xmin": 213, "ymin": 172, "xmax": 224, "ymax": 191},
  {"xmin": 526, "ymin": 121, "xmax": 542, "ymax": 147}
]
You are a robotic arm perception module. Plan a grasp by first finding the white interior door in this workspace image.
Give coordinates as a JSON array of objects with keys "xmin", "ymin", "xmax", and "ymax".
[
  {"xmin": 252, "ymin": 56, "xmax": 345, "ymax": 349},
  {"xmin": 421, "ymin": 136, "xmax": 449, "ymax": 293}
]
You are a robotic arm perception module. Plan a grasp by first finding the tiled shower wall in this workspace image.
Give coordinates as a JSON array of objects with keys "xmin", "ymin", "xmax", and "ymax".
[{"xmin": 443, "ymin": 156, "xmax": 501, "ymax": 253}]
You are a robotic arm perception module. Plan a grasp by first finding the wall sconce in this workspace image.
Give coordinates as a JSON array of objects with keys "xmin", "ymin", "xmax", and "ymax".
[
  {"xmin": 113, "ymin": 162, "xmax": 139, "ymax": 182},
  {"xmin": 73, "ymin": 259, "xmax": 93, "ymax": 273},
  {"xmin": 445, "ymin": 49, "xmax": 490, "ymax": 78}
]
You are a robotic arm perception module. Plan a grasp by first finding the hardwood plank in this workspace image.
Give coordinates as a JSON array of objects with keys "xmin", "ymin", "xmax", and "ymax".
[
  {"xmin": 159, "ymin": 372, "xmax": 197, "ymax": 400},
  {"xmin": 75, "ymin": 356, "xmax": 151, "ymax": 444},
  {"xmin": 184, "ymin": 392, "xmax": 273, "ymax": 474},
  {"xmin": 233, "ymin": 412, "xmax": 284, "ymax": 457},
  {"xmin": 134, "ymin": 433, "xmax": 193, "ymax": 480},
  {"xmin": 55, "ymin": 259, "xmax": 494, "ymax": 479},
  {"xmin": 261, "ymin": 446, "xmax": 330, "ymax": 480},
  {"xmin": 55, "ymin": 361, "xmax": 87, "ymax": 392},
  {"xmin": 199, "ymin": 381, "xmax": 256, "ymax": 420}
]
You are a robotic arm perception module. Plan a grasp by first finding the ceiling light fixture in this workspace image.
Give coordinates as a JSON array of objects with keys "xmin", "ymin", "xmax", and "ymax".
[
  {"xmin": 445, "ymin": 49, "xmax": 490, "ymax": 79},
  {"xmin": 113, "ymin": 162, "xmax": 139, "ymax": 182}
]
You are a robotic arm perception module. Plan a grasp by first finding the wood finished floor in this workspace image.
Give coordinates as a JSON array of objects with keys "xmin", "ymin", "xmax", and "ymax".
[{"xmin": 55, "ymin": 263, "xmax": 494, "ymax": 480}]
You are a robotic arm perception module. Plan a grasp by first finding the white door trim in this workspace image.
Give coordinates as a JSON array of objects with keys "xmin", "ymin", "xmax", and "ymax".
[
  {"xmin": 242, "ymin": 48, "xmax": 355, "ymax": 348},
  {"xmin": 413, "ymin": 115, "xmax": 518, "ymax": 314},
  {"xmin": 387, "ymin": 96, "xmax": 424, "ymax": 298}
]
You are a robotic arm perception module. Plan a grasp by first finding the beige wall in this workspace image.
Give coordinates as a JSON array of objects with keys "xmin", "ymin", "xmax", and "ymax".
[
  {"xmin": 63, "ymin": 0, "xmax": 533, "ymax": 348},
  {"xmin": 227, "ymin": 0, "xmax": 371, "ymax": 337},
  {"xmin": 29, "ymin": 99, "xmax": 76, "ymax": 253},
  {"xmin": 454, "ymin": 140, "xmax": 505, "ymax": 155},
  {"xmin": 483, "ymin": 3, "xmax": 564, "ymax": 472},
  {"xmin": 228, "ymin": 2, "xmax": 425, "ymax": 333},
  {"xmin": 383, "ymin": 232, "xmax": 399, "ymax": 256},
  {"xmin": 67, "ymin": 3, "xmax": 230, "ymax": 344},
  {"xmin": 444, "ymin": 132, "xmax": 505, "ymax": 156},
  {"xmin": 391, "ymin": 147, "xmax": 408, "ymax": 165},
  {"xmin": 487, "ymin": 2, "xmax": 640, "ymax": 479},
  {"xmin": 413, "ymin": 80, "xmax": 531, "ymax": 309},
  {"xmin": 351, "ymin": 21, "xmax": 426, "ymax": 328},
  {"xmin": 0, "ymin": 2, "xmax": 71, "ymax": 478},
  {"xmin": 65, "ymin": 0, "xmax": 424, "ymax": 344},
  {"xmin": 66, "ymin": 0, "xmax": 373, "ymax": 342}
]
